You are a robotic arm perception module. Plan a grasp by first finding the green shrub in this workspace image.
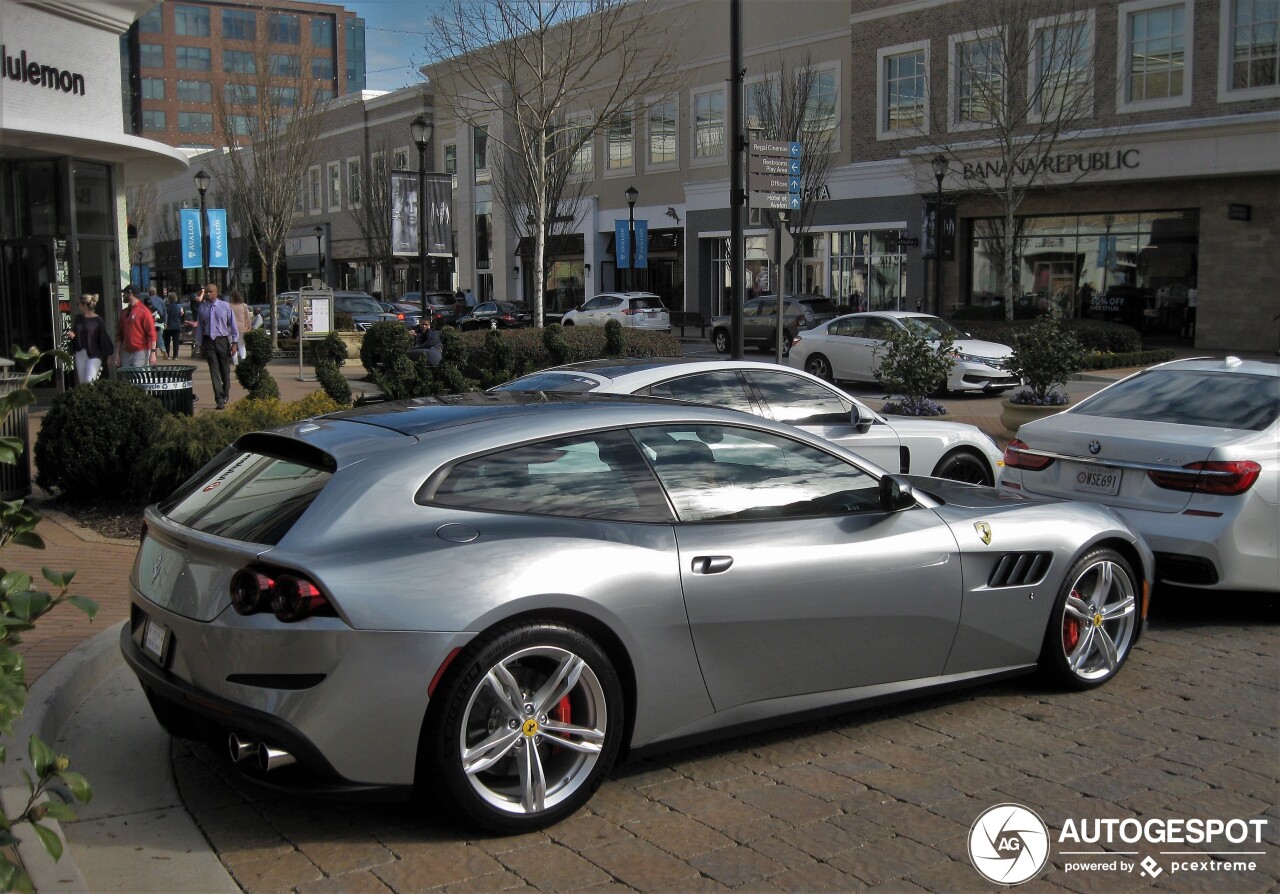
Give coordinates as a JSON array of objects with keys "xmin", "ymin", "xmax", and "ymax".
[
  {"xmin": 360, "ymin": 320, "xmax": 412, "ymax": 376},
  {"xmin": 542, "ymin": 324, "xmax": 572, "ymax": 365},
  {"xmin": 304, "ymin": 332, "xmax": 349, "ymax": 367},
  {"xmin": 952, "ymin": 317, "xmax": 1141, "ymax": 353},
  {"xmin": 234, "ymin": 327, "xmax": 280, "ymax": 400},
  {"xmin": 316, "ymin": 359, "xmax": 352, "ymax": 405},
  {"xmin": 334, "ymin": 311, "xmax": 355, "ymax": 331},
  {"xmin": 873, "ymin": 326, "xmax": 955, "ymax": 405},
  {"xmin": 1082, "ymin": 348, "xmax": 1176, "ymax": 369},
  {"xmin": 35, "ymin": 379, "xmax": 167, "ymax": 501},
  {"xmin": 1005, "ymin": 316, "xmax": 1087, "ymax": 404},
  {"xmin": 604, "ymin": 318, "xmax": 625, "ymax": 356},
  {"xmin": 372, "ymin": 354, "xmax": 438, "ymax": 400}
]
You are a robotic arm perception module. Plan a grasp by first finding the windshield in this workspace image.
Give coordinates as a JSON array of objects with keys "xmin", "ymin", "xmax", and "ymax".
[
  {"xmin": 901, "ymin": 316, "xmax": 964, "ymax": 341},
  {"xmin": 337, "ymin": 296, "xmax": 384, "ymax": 314},
  {"xmin": 1073, "ymin": 369, "xmax": 1279, "ymax": 430}
]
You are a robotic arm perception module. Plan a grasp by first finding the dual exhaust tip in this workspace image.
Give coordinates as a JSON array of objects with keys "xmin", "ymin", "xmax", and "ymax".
[{"xmin": 228, "ymin": 732, "xmax": 295, "ymax": 771}]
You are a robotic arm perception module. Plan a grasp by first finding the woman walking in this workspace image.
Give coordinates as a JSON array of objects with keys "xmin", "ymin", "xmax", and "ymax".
[
  {"xmin": 67, "ymin": 293, "xmax": 114, "ymax": 384},
  {"xmin": 229, "ymin": 291, "xmax": 253, "ymax": 364},
  {"xmin": 163, "ymin": 291, "xmax": 186, "ymax": 359}
]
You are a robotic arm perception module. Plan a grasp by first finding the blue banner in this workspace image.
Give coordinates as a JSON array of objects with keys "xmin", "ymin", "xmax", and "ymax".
[
  {"xmin": 208, "ymin": 209, "xmax": 229, "ymax": 268},
  {"xmin": 180, "ymin": 208, "xmax": 202, "ymax": 269},
  {"xmin": 634, "ymin": 220, "xmax": 648, "ymax": 269},
  {"xmin": 615, "ymin": 219, "xmax": 630, "ymax": 269}
]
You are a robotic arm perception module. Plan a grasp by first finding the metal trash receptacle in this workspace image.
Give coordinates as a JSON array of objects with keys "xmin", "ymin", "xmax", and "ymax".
[
  {"xmin": 117, "ymin": 365, "xmax": 197, "ymax": 415},
  {"xmin": 0, "ymin": 372, "xmax": 31, "ymax": 499}
]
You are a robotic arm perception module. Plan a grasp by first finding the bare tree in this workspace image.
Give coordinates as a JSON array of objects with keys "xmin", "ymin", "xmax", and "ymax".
[
  {"xmin": 125, "ymin": 181, "xmax": 159, "ymax": 275},
  {"xmin": 925, "ymin": 0, "xmax": 1099, "ymax": 319},
  {"xmin": 210, "ymin": 42, "xmax": 327, "ymax": 346},
  {"xmin": 351, "ymin": 134, "xmax": 395, "ymax": 297},
  {"xmin": 431, "ymin": 0, "xmax": 682, "ymax": 325}
]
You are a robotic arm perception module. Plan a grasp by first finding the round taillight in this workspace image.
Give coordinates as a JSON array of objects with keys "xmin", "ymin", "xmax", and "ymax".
[
  {"xmin": 271, "ymin": 575, "xmax": 325, "ymax": 622},
  {"xmin": 230, "ymin": 570, "xmax": 273, "ymax": 615}
]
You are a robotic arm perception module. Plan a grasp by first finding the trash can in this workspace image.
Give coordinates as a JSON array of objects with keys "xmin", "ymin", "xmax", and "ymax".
[
  {"xmin": 117, "ymin": 365, "xmax": 197, "ymax": 415},
  {"xmin": 0, "ymin": 372, "xmax": 31, "ymax": 500}
]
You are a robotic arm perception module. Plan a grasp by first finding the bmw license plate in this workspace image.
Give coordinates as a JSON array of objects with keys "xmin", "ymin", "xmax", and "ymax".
[
  {"xmin": 142, "ymin": 617, "xmax": 169, "ymax": 664},
  {"xmin": 1075, "ymin": 467, "xmax": 1122, "ymax": 496}
]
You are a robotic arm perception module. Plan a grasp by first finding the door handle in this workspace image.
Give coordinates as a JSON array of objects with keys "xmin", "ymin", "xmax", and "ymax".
[{"xmin": 691, "ymin": 555, "xmax": 733, "ymax": 575}]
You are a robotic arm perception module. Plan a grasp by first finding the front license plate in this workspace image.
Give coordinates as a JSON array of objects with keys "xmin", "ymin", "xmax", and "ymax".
[
  {"xmin": 143, "ymin": 618, "xmax": 169, "ymax": 663},
  {"xmin": 1075, "ymin": 467, "xmax": 1122, "ymax": 495}
]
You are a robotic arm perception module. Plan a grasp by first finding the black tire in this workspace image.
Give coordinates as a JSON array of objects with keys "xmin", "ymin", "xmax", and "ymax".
[
  {"xmin": 425, "ymin": 622, "xmax": 624, "ymax": 833},
  {"xmin": 712, "ymin": 329, "xmax": 730, "ymax": 354},
  {"xmin": 1039, "ymin": 548, "xmax": 1139, "ymax": 691},
  {"xmin": 931, "ymin": 449, "xmax": 993, "ymax": 486},
  {"xmin": 781, "ymin": 330, "xmax": 793, "ymax": 357},
  {"xmin": 562, "ymin": 319, "xmax": 575, "ymax": 327},
  {"xmin": 804, "ymin": 354, "xmax": 833, "ymax": 382}
]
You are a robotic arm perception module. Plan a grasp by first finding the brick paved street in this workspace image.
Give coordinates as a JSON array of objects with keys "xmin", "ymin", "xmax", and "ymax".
[{"xmin": 169, "ymin": 590, "xmax": 1278, "ymax": 894}]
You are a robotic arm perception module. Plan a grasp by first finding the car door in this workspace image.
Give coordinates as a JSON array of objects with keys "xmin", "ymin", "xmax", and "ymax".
[
  {"xmin": 576, "ymin": 296, "xmax": 608, "ymax": 324},
  {"xmin": 633, "ymin": 423, "xmax": 962, "ymax": 711},
  {"xmin": 744, "ymin": 370, "xmax": 905, "ymax": 472},
  {"xmin": 853, "ymin": 317, "xmax": 893, "ymax": 381},
  {"xmin": 820, "ymin": 318, "xmax": 864, "ymax": 381},
  {"xmin": 745, "ymin": 298, "xmax": 778, "ymax": 343}
]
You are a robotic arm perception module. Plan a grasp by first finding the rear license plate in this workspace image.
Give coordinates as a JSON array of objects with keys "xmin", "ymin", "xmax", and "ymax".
[
  {"xmin": 1075, "ymin": 467, "xmax": 1122, "ymax": 495},
  {"xmin": 143, "ymin": 617, "xmax": 169, "ymax": 663}
]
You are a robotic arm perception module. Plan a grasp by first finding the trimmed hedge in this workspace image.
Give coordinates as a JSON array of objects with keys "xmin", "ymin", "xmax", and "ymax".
[
  {"xmin": 954, "ymin": 317, "xmax": 1143, "ymax": 353},
  {"xmin": 1081, "ymin": 348, "xmax": 1176, "ymax": 370}
]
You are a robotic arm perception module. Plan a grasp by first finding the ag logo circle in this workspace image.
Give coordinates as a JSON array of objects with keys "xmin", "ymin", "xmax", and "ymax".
[{"xmin": 968, "ymin": 803, "xmax": 1050, "ymax": 885}]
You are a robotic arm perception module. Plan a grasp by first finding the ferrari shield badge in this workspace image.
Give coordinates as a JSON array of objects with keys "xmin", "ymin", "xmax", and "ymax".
[{"xmin": 974, "ymin": 522, "xmax": 992, "ymax": 545}]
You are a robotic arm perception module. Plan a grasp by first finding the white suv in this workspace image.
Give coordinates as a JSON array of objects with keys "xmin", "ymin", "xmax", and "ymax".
[{"xmin": 561, "ymin": 292, "xmax": 670, "ymax": 331}]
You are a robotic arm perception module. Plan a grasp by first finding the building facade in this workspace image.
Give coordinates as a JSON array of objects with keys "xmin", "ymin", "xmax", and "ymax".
[{"xmin": 0, "ymin": 0, "xmax": 187, "ymax": 369}]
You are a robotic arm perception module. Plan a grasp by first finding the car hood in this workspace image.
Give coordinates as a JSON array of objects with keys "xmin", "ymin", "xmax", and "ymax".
[
  {"xmin": 951, "ymin": 338, "xmax": 1011, "ymax": 359},
  {"xmin": 902, "ymin": 475, "xmax": 1051, "ymax": 509}
]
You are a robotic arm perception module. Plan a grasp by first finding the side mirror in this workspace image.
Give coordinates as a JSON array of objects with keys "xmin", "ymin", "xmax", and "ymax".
[
  {"xmin": 851, "ymin": 403, "xmax": 875, "ymax": 435},
  {"xmin": 879, "ymin": 474, "xmax": 916, "ymax": 512}
]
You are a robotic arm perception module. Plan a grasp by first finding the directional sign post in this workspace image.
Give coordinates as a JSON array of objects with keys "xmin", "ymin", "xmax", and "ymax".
[{"xmin": 748, "ymin": 140, "xmax": 803, "ymax": 214}]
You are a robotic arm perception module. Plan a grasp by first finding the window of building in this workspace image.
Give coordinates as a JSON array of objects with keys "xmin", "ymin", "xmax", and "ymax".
[
  {"xmin": 444, "ymin": 144, "xmax": 457, "ymax": 174},
  {"xmin": 313, "ymin": 18, "xmax": 335, "ymax": 48},
  {"xmin": 745, "ymin": 76, "xmax": 780, "ymax": 131},
  {"xmin": 1031, "ymin": 12, "xmax": 1094, "ymax": 119},
  {"xmin": 313, "ymin": 56, "xmax": 335, "ymax": 79},
  {"xmin": 176, "ymin": 80, "xmax": 211, "ymax": 103},
  {"xmin": 178, "ymin": 112, "xmax": 213, "ymax": 133},
  {"xmin": 295, "ymin": 186, "xmax": 305, "ymax": 213},
  {"xmin": 951, "ymin": 31, "xmax": 1003, "ymax": 128},
  {"xmin": 309, "ymin": 167, "xmax": 322, "ymax": 211},
  {"xmin": 393, "ymin": 147, "xmax": 410, "ymax": 169},
  {"xmin": 474, "ymin": 126, "xmax": 490, "ymax": 184},
  {"xmin": 606, "ymin": 110, "xmax": 633, "ymax": 172},
  {"xmin": 877, "ymin": 42, "xmax": 928, "ymax": 139},
  {"xmin": 224, "ymin": 50, "xmax": 255, "ymax": 74},
  {"xmin": 328, "ymin": 162, "xmax": 341, "ymax": 208},
  {"xmin": 270, "ymin": 86, "xmax": 297, "ymax": 107},
  {"xmin": 139, "ymin": 44, "xmax": 164, "ymax": 69},
  {"xmin": 648, "ymin": 100, "xmax": 677, "ymax": 166},
  {"xmin": 692, "ymin": 89, "xmax": 725, "ymax": 159},
  {"xmin": 827, "ymin": 230, "xmax": 908, "ymax": 311},
  {"xmin": 476, "ymin": 199, "xmax": 492, "ymax": 270},
  {"xmin": 141, "ymin": 78, "xmax": 164, "ymax": 100},
  {"xmin": 316, "ymin": 87, "xmax": 335, "ymax": 103},
  {"xmin": 141, "ymin": 110, "xmax": 166, "ymax": 131},
  {"xmin": 567, "ymin": 115, "xmax": 594, "ymax": 176},
  {"xmin": 173, "ymin": 5, "xmax": 209, "ymax": 37},
  {"xmin": 228, "ymin": 114, "xmax": 257, "ymax": 136},
  {"xmin": 176, "ymin": 47, "xmax": 211, "ymax": 71},
  {"xmin": 138, "ymin": 7, "xmax": 162, "ymax": 33},
  {"xmin": 223, "ymin": 9, "xmax": 255, "ymax": 41},
  {"xmin": 803, "ymin": 68, "xmax": 838, "ymax": 142},
  {"xmin": 1119, "ymin": 0, "xmax": 1190, "ymax": 111},
  {"xmin": 371, "ymin": 152, "xmax": 386, "ymax": 185},
  {"xmin": 269, "ymin": 13, "xmax": 300, "ymax": 44},
  {"xmin": 1220, "ymin": 0, "xmax": 1280, "ymax": 99},
  {"xmin": 347, "ymin": 158, "xmax": 362, "ymax": 205},
  {"xmin": 224, "ymin": 83, "xmax": 256, "ymax": 106},
  {"xmin": 270, "ymin": 54, "xmax": 300, "ymax": 77}
]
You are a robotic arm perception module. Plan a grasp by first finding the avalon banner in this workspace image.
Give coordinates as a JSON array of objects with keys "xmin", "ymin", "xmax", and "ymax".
[
  {"xmin": 208, "ymin": 209, "xmax": 229, "ymax": 268},
  {"xmin": 424, "ymin": 172, "xmax": 453, "ymax": 258},
  {"xmin": 180, "ymin": 208, "xmax": 202, "ymax": 269}
]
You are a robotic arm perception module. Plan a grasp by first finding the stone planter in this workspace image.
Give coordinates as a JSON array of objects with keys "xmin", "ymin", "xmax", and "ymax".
[
  {"xmin": 1000, "ymin": 398, "xmax": 1068, "ymax": 434},
  {"xmin": 334, "ymin": 331, "xmax": 364, "ymax": 356}
]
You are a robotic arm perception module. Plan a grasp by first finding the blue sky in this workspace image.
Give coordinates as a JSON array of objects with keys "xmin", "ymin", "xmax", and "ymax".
[{"xmin": 346, "ymin": 1, "xmax": 447, "ymax": 92}]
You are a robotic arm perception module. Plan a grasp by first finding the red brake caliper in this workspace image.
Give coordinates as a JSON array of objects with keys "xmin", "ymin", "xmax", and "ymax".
[
  {"xmin": 1062, "ymin": 590, "xmax": 1081, "ymax": 652},
  {"xmin": 550, "ymin": 696, "xmax": 571, "ymax": 754}
]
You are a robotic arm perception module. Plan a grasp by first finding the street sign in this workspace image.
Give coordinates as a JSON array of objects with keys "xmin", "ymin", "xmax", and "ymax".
[
  {"xmin": 748, "ymin": 140, "xmax": 803, "ymax": 212},
  {"xmin": 750, "ymin": 140, "xmax": 802, "ymax": 158},
  {"xmin": 750, "ymin": 192, "xmax": 802, "ymax": 211},
  {"xmin": 748, "ymin": 173, "xmax": 801, "ymax": 193},
  {"xmin": 749, "ymin": 155, "xmax": 791, "ymax": 175}
]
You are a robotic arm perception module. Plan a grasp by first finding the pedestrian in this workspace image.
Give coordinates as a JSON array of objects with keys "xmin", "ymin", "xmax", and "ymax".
[
  {"xmin": 464, "ymin": 287, "xmax": 476, "ymax": 308},
  {"xmin": 163, "ymin": 291, "xmax": 186, "ymax": 359},
  {"xmin": 228, "ymin": 290, "xmax": 252, "ymax": 364},
  {"xmin": 194, "ymin": 283, "xmax": 239, "ymax": 409},
  {"xmin": 116, "ymin": 284, "xmax": 158, "ymax": 368},
  {"xmin": 68, "ymin": 293, "xmax": 114, "ymax": 384},
  {"xmin": 188, "ymin": 290, "xmax": 202, "ymax": 357},
  {"xmin": 147, "ymin": 286, "xmax": 165, "ymax": 322},
  {"xmin": 1183, "ymin": 282, "xmax": 1198, "ymax": 339},
  {"xmin": 412, "ymin": 318, "xmax": 443, "ymax": 368}
]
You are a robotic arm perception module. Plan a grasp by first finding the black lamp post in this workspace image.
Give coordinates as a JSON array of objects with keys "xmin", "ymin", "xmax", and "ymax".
[
  {"xmin": 411, "ymin": 114, "xmax": 434, "ymax": 319},
  {"xmin": 194, "ymin": 169, "xmax": 210, "ymax": 289},
  {"xmin": 930, "ymin": 154, "xmax": 949, "ymax": 315},
  {"xmin": 313, "ymin": 226, "xmax": 324, "ymax": 281},
  {"xmin": 625, "ymin": 184, "xmax": 638, "ymax": 292}
]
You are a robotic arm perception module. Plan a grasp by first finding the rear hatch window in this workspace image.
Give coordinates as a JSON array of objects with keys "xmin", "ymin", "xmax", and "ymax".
[
  {"xmin": 161, "ymin": 445, "xmax": 333, "ymax": 545},
  {"xmin": 630, "ymin": 296, "xmax": 665, "ymax": 310},
  {"xmin": 800, "ymin": 298, "xmax": 837, "ymax": 314},
  {"xmin": 1074, "ymin": 370, "xmax": 1279, "ymax": 430}
]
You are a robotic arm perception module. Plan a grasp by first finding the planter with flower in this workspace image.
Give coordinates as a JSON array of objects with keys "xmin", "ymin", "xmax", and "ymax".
[
  {"xmin": 873, "ymin": 326, "xmax": 955, "ymax": 416},
  {"xmin": 1000, "ymin": 317, "xmax": 1087, "ymax": 433}
]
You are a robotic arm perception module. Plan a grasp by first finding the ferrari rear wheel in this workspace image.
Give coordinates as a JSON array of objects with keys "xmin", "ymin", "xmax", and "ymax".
[
  {"xmin": 1040, "ymin": 548, "xmax": 1138, "ymax": 690},
  {"xmin": 428, "ymin": 622, "xmax": 623, "ymax": 833}
]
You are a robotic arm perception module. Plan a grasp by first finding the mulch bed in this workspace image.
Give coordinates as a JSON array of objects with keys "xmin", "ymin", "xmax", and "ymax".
[{"xmin": 41, "ymin": 496, "xmax": 144, "ymax": 542}]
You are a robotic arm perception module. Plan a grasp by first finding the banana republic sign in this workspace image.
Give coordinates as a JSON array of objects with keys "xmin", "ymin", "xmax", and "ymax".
[
  {"xmin": 962, "ymin": 148, "xmax": 1139, "ymax": 181},
  {"xmin": 2, "ymin": 46, "xmax": 86, "ymax": 96}
]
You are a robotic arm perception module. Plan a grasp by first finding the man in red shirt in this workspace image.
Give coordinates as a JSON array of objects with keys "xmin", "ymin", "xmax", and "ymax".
[{"xmin": 116, "ymin": 285, "xmax": 157, "ymax": 367}]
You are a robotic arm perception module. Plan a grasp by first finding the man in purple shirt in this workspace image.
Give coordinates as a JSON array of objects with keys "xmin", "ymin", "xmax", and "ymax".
[{"xmin": 194, "ymin": 283, "xmax": 239, "ymax": 409}]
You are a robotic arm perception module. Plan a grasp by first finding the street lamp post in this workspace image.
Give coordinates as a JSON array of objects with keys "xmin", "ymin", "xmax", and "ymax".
[
  {"xmin": 194, "ymin": 169, "xmax": 211, "ymax": 290},
  {"xmin": 930, "ymin": 154, "xmax": 949, "ymax": 316},
  {"xmin": 314, "ymin": 226, "xmax": 324, "ymax": 282},
  {"xmin": 411, "ymin": 115, "xmax": 434, "ymax": 320},
  {"xmin": 625, "ymin": 184, "xmax": 638, "ymax": 292}
]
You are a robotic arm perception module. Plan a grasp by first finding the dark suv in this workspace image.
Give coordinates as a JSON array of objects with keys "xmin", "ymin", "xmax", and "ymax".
[{"xmin": 709, "ymin": 294, "xmax": 833, "ymax": 355}]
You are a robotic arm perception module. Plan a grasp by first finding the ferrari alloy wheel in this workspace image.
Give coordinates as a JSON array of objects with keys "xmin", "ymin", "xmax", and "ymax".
[
  {"xmin": 429, "ymin": 623, "xmax": 623, "ymax": 832},
  {"xmin": 1040, "ymin": 548, "xmax": 1138, "ymax": 689}
]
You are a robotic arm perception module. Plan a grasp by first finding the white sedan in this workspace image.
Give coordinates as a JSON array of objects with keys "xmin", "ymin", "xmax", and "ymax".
[
  {"xmin": 493, "ymin": 359, "xmax": 1005, "ymax": 485},
  {"xmin": 999, "ymin": 357, "xmax": 1279, "ymax": 593},
  {"xmin": 790, "ymin": 311, "xmax": 1020, "ymax": 394}
]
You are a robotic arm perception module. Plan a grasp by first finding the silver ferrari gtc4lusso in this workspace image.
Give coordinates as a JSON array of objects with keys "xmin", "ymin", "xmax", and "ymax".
[{"xmin": 122, "ymin": 393, "xmax": 1153, "ymax": 832}]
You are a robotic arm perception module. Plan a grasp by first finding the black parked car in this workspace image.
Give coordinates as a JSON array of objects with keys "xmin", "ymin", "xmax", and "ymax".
[{"xmin": 456, "ymin": 301, "xmax": 532, "ymax": 330}]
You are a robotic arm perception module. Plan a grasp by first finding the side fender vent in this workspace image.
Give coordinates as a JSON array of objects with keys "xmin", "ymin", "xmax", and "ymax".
[{"xmin": 988, "ymin": 551, "xmax": 1052, "ymax": 588}]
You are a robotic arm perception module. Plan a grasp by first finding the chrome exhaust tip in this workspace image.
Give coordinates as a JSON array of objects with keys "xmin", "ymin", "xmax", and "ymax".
[
  {"xmin": 257, "ymin": 743, "xmax": 296, "ymax": 771},
  {"xmin": 228, "ymin": 733, "xmax": 256, "ymax": 763}
]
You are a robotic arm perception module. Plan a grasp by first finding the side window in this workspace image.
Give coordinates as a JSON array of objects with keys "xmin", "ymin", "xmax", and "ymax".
[
  {"xmin": 643, "ymin": 371, "xmax": 755, "ymax": 414},
  {"xmin": 865, "ymin": 319, "xmax": 891, "ymax": 339},
  {"xmin": 603, "ymin": 297, "xmax": 624, "ymax": 309},
  {"xmin": 845, "ymin": 318, "xmax": 868, "ymax": 337},
  {"xmin": 748, "ymin": 372, "xmax": 850, "ymax": 425},
  {"xmin": 582, "ymin": 297, "xmax": 606, "ymax": 310},
  {"xmin": 633, "ymin": 425, "xmax": 881, "ymax": 522},
  {"xmin": 428, "ymin": 431, "xmax": 670, "ymax": 522},
  {"xmin": 829, "ymin": 318, "xmax": 851, "ymax": 336}
]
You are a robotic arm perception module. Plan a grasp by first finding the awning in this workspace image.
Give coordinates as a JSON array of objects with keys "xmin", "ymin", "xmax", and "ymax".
[
  {"xmin": 0, "ymin": 119, "xmax": 189, "ymax": 184},
  {"xmin": 515, "ymin": 234, "xmax": 585, "ymax": 257},
  {"xmin": 604, "ymin": 229, "xmax": 682, "ymax": 255}
]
